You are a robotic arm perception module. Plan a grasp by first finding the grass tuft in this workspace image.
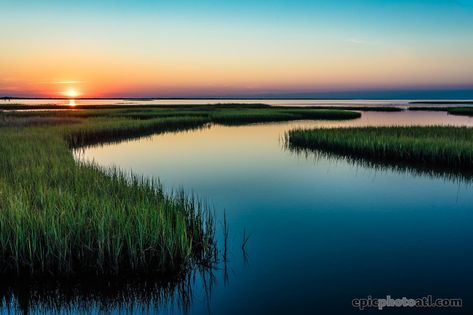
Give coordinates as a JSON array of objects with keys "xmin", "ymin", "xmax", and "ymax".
[
  {"xmin": 0, "ymin": 119, "xmax": 215, "ymax": 277},
  {"xmin": 286, "ymin": 126, "xmax": 473, "ymax": 172}
]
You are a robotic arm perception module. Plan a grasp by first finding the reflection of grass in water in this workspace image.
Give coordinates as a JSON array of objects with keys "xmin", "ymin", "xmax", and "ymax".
[
  {"xmin": 0, "ymin": 269, "xmax": 219, "ymax": 314},
  {"xmin": 0, "ymin": 118, "xmax": 218, "ymax": 277},
  {"xmin": 285, "ymin": 126, "xmax": 473, "ymax": 180},
  {"xmin": 0, "ymin": 104, "xmax": 362, "ymax": 312},
  {"xmin": 0, "ymin": 104, "xmax": 357, "ymax": 278},
  {"xmin": 287, "ymin": 146, "xmax": 473, "ymax": 183}
]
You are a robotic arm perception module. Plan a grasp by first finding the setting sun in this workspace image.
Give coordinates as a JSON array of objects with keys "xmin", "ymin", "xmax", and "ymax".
[
  {"xmin": 1, "ymin": 1, "xmax": 473, "ymax": 314},
  {"xmin": 64, "ymin": 89, "xmax": 79, "ymax": 98}
]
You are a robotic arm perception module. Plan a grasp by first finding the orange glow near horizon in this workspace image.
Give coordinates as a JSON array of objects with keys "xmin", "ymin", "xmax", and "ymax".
[
  {"xmin": 63, "ymin": 89, "xmax": 80, "ymax": 98},
  {"xmin": 1, "ymin": 2, "xmax": 472, "ymax": 98}
]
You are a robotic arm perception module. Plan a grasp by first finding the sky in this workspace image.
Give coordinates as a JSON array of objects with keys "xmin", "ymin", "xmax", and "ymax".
[{"xmin": 1, "ymin": 0, "xmax": 473, "ymax": 98}]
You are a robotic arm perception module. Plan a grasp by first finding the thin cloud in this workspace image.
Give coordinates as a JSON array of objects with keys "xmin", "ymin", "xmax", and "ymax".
[
  {"xmin": 345, "ymin": 37, "xmax": 392, "ymax": 46},
  {"xmin": 345, "ymin": 37, "xmax": 369, "ymax": 45},
  {"xmin": 54, "ymin": 80, "xmax": 82, "ymax": 84},
  {"xmin": 36, "ymin": 80, "xmax": 83, "ymax": 85}
]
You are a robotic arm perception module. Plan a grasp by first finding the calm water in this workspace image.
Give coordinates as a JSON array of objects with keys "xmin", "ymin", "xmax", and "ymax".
[
  {"xmin": 6, "ymin": 111, "xmax": 473, "ymax": 314},
  {"xmin": 3, "ymin": 98, "xmax": 473, "ymax": 109}
]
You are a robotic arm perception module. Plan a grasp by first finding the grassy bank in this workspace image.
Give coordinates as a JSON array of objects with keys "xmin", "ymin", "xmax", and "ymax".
[
  {"xmin": 408, "ymin": 106, "xmax": 473, "ymax": 116},
  {"xmin": 0, "ymin": 120, "xmax": 216, "ymax": 277},
  {"xmin": 277, "ymin": 105, "xmax": 402, "ymax": 112},
  {"xmin": 410, "ymin": 101, "xmax": 473, "ymax": 105},
  {"xmin": 0, "ymin": 104, "xmax": 360, "ymax": 277},
  {"xmin": 448, "ymin": 107, "xmax": 473, "ymax": 117},
  {"xmin": 286, "ymin": 126, "xmax": 473, "ymax": 172},
  {"xmin": 210, "ymin": 108, "xmax": 361, "ymax": 125},
  {"xmin": 1, "ymin": 103, "xmax": 363, "ymax": 123}
]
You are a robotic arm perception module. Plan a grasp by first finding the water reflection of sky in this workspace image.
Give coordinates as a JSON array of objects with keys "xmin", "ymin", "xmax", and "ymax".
[
  {"xmin": 4, "ymin": 98, "xmax": 473, "ymax": 109},
  {"xmin": 6, "ymin": 111, "xmax": 473, "ymax": 314}
]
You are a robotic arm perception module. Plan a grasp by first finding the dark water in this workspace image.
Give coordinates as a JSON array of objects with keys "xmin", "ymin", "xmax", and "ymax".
[{"xmin": 6, "ymin": 111, "xmax": 473, "ymax": 314}]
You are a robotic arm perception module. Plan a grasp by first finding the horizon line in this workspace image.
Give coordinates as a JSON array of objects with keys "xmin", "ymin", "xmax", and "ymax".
[{"xmin": 2, "ymin": 97, "xmax": 473, "ymax": 102}]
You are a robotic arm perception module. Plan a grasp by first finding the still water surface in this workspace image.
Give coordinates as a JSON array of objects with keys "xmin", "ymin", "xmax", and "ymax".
[
  {"xmin": 3, "ymin": 98, "xmax": 473, "ymax": 108},
  {"xmin": 6, "ymin": 111, "xmax": 473, "ymax": 314}
]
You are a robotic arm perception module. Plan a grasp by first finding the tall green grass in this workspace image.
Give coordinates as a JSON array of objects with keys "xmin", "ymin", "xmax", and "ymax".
[
  {"xmin": 66, "ymin": 116, "xmax": 211, "ymax": 148},
  {"xmin": 210, "ymin": 108, "xmax": 361, "ymax": 125},
  {"xmin": 0, "ymin": 104, "xmax": 360, "ymax": 277},
  {"xmin": 2, "ymin": 104, "xmax": 362, "ymax": 127},
  {"xmin": 286, "ymin": 126, "xmax": 473, "ymax": 171},
  {"xmin": 0, "ymin": 119, "xmax": 215, "ymax": 277}
]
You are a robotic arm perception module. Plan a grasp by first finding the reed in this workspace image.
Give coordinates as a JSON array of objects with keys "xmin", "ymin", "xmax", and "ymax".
[
  {"xmin": 286, "ymin": 126, "xmax": 473, "ymax": 171},
  {"xmin": 210, "ymin": 108, "xmax": 361, "ymax": 125},
  {"xmin": 0, "ymin": 104, "xmax": 360, "ymax": 277},
  {"xmin": 0, "ymin": 119, "xmax": 215, "ymax": 277}
]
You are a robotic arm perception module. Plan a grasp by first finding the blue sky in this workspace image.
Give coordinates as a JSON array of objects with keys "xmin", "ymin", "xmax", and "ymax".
[{"xmin": 1, "ymin": 0, "xmax": 472, "ymax": 97}]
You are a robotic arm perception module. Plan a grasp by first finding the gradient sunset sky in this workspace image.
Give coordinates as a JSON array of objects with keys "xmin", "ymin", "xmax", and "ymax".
[{"xmin": 1, "ymin": 0, "xmax": 473, "ymax": 98}]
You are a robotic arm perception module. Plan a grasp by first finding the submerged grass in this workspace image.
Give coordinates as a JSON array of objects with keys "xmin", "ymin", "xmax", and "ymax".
[
  {"xmin": 286, "ymin": 126, "xmax": 473, "ymax": 172},
  {"xmin": 0, "ymin": 104, "xmax": 360, "ymax": 277}
]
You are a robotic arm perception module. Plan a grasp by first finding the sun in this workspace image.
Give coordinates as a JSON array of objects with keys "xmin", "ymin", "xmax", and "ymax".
[{"xmin": 64, "ymin": 89, "xmax": 79, "ymax": 98}]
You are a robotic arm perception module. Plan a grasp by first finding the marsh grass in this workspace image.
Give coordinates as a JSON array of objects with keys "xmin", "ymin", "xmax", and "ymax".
[
  {"xmin": 276, "ymin": 105, "xmax": 403, "ymax": 112},
  {"xmin": 0, "ymin": 102, "xmax": 272, "ymax": 111},
  {"xmin": 410, "ymin": 101, "xmax": 473, "ymax": 105},
  {"xmin": 210, "ymin": 108, "xmax": 361, "ymax": 125},
  {"xmin": 286, "ymin": 126, "xmax": 473, "ymax": 174},
  {"xmin": 2, "ymin": 103, "xmax": 362, "ymax": 123},
  {"xmin": 0, "ymin": 104, "xmax": 360, "ymax": 277},
  {"xmin": 287, "ymin": 142, "xmax": 473, "ymax": 182},
  {"xmin": 0, "ymin": 116, "xmax": 81, "ymax": 127},
  {"xmin": 448, "ymin": 107, "xmax": 473, "ymax": 117},
  {"xmin": 408, "ymin": 106, "xmax": 473, "ymax": 117},
  {"xmin": 66, "ymin": 116, "xmax": 211, "ymax": 148},
  {"xmin": 0, "ymin": 119, "xmax": 216, "ymax": 277},
  {"xmin": 407, "ymin": 106, "xmax": 450, "ymax": 112}
]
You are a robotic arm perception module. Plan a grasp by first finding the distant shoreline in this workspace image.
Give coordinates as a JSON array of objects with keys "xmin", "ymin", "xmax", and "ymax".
[
  {"xmin": 409, "ymin": 100, "xmax": 473, "ymax": 104},
  {"xmin": 2, "ymin": 97, "xmax": 473, "ymax": 102}
]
